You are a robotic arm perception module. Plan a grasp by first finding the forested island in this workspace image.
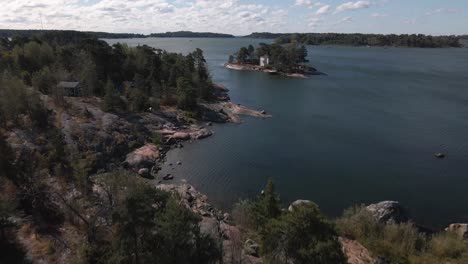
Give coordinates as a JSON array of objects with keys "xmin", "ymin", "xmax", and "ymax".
[
  {"xmin": 245, "ymin": 32, "xmax": 463, "ymax": 48},
  {"xmin": 225, "ymin": 43, "xmax": 321, "ymax": 78},
  {"xmin": 1, "ymin": 30, "xmax": 468, "ymax": 264},
  {"xmin": 149, "ymin": 31, "xmax": 235, "ymax": 38},
  {"xmin": 0, "ymin": 29, "xmax": 235, "ymax": 39},
  {"xmin": 0, "ymin": 29, "xmax": 146, "ymax": 39}
]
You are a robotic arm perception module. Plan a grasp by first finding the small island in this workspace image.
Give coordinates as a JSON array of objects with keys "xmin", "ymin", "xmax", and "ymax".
[{"xmin": 224, "ymin": 43, "xmax": 322, "ymax": 78}]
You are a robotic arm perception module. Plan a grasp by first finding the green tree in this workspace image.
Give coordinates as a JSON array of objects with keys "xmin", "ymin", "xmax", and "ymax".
[
  {"xmin": 0, "ymin": 135, "xmax": 16, "ymax": 183},
  {"xmin": 262, "ymin": 203, "xmax": 347, "ymax": 264},
  {"xmin": 0, "ymin": 72, "xmax": 29, "ymax": 123},
  {"xmin": 102, "ymin": 79, "xmax": 124, "ymax": 112},
  {"xmin": 237, "ymin": 47, "xmax": 249, "ymax": 64},
  {"xmin": 251, "ymin": 179, "xmax": 281, "ymax": 229},
  {"xmin": 32, "ymin": 66, "xmax": 56, "ymax": 94},
  {"xmin": 297, "ymin": 45, "xmax": 309, "ymax": 63},
  {"xmin": 176, "ymin": 77, "xmax": 197, "ymax": 110}
]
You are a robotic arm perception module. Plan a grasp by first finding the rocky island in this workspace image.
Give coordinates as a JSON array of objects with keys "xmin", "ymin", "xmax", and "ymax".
[{"xmin": 225, "ymin": 43, "xmax": 323, "ymax": 78}]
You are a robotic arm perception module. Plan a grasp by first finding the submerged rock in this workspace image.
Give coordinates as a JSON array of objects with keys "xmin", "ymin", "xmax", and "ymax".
[
  {"xmin": 163, "ymin": 174, "xmax": 174, "ymax": 181},
  {"xmin": 366, "ymin": 201, "xmax": 409, "ymax": 224}
]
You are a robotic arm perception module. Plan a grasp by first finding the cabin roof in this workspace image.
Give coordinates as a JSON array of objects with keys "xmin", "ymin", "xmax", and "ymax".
[{"xmin": 57, "ymin": 81, "xmax": 80, "ymax": 88}]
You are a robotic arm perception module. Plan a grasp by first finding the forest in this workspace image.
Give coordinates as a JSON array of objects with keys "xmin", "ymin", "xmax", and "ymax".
[
  {"xmin": 0, "ymin": 29, "xmax": 146, "ymax": 39},
  {"xmin": 0, "ymin": 30, "xmax": 221, "ymax": 263},
  {"xmin": 0, "ymin": 31, "xmax": 215, "ymax": 114},
  {"xmin": 275, "ymin": 33, "xmax": 462, "ymax": 48},
  {"xmin": 0, "ymin": 29, "xmax": 235, "ymax": 40},
  {"xmin": 149, "ymin": 31, "xmax": 235, "ymax": 38}
]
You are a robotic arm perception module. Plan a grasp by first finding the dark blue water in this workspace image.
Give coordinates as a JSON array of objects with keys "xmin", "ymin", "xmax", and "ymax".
[{"xmin": 106, "ymin": 38, "xmax": 468, "ymax": 227}]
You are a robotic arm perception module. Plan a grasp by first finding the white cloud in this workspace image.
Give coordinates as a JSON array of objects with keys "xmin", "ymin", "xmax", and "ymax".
[
  {"xmin": 371, "ymin": 12, "xmax": 387, "ymax": 18},
  {"xmin": 316, "ymin": 5, "xmax": 331, "ymax": 15},
  {"xmin": 425, "ymin": 8, "xmax": 458, "ymax": 16},
  {"xmin": 335, "ymin": 1, "xmax": 371, "ymax": 13},
  {"xmin": 295, "ymin": 0, "xmax": 313, "ymax": 6},
  {"xmin": 0, "ymin": 0, "xmax": 292, "ymax": 35}
]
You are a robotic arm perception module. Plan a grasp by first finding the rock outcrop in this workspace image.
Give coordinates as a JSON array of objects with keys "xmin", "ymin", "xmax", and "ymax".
[
  {"xmin": 288, "ymin": 199, "xmax": 315, "ymax": 212},
  {"xmin": 339, "ymin": 237, "xmax": 375, "ymax": 264},
  {"xmin": 123, "ymin": 144, "xmax": 159, "ymax": 170},
  {"xmin": 366, "ymin": 201, "xmax": 409, "ymax": 224},
  {"xmin": 190, "ymin": 128, "xmax": 213, "ymax": 140},
  {"xmin": 156, "ymin": 183, "xmax": 263, "ymax": 264},
  {"xmin": 445, "ymin": 224, "xmax": 468, "ymax": 239}
]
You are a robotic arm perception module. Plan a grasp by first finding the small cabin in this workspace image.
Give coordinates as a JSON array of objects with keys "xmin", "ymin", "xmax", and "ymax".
[
  {"xmin": 57, "ymin": 81, "xmax": 81, "ymax": 97},
  {"xmin": 259, "ymin": 55, "xmax": 270, "ymax": 67}
]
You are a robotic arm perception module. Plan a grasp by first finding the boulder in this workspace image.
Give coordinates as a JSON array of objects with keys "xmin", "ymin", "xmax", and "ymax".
[
  {"xmin": 200, "ymin": 217, "xmax": 220, "ymax": 240},
  {"xmin": 123, "ymin": 144, "xmax": 159, "ymax": 169},
  {"xmin": 445, "ymin": 224, "xmax": 468, "ymax": 239},
  {"xmin": 288, "ymin": 200, "xmax": 315, "ymax": 212},
  {"xmin": 138, "ymin": 168, "xmax": 150, "ymax": 178},
  {"xmin": 171, "ymin": 132, "xmax": 191, "ymax": 140},
  {"xmin": 190, "ymin": 128, "xmax": 213, "ymax": 140},
  {"xmin": 223, "ymin": 213, "xmax": 231, "ymax": 222},
  {"xmin": 374, "ymin": 256, "xmax": 391, "ymax": 264},
  {"xmin": 366, "ymin": 201, "xmax": 409, "ymax": 224},
  {"xmin": 244, "ymin": 239, "xmax": 260, "ymax": 257}
]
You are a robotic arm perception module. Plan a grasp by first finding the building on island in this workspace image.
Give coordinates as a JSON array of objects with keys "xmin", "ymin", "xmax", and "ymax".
[
  {"xmin": 57, "ymin": 81, "xmax": 81, "ymax": 97},
  {"xmin": 259, "ymin": 55, "xmax": 270, "ymax": 67}
]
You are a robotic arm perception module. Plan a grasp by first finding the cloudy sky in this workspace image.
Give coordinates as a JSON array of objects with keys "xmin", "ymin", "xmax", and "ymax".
[{"xmin": 0, "ymin": 0, "xmax": 466, "ymax": 35}]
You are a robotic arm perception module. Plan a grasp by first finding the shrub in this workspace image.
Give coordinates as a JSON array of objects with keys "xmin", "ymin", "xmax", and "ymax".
[
  {"xmin": 335, "ymin": 205, "xmax": 468, "ymax": 264},
  {"xmin": 262, "ymin": 203, "xmax": 347, "ymax": 264},
  {"xmin": 427, "ymin": 232, "xmax": 468, "ymax": 261},
  {"xmin": 151, "ymin": 132, "xmax": 162, "ymax": 146}
]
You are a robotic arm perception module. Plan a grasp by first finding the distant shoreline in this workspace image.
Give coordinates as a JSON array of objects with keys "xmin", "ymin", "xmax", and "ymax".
[{"xmin": 2, "ymin": 29, "xmax": 466, "ymax": 47}]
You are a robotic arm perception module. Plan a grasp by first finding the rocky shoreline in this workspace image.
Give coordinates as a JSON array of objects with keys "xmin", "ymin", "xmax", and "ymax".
[{"xmin": 224, "ymin": 62, "xmax": 323, "ymax": 78}]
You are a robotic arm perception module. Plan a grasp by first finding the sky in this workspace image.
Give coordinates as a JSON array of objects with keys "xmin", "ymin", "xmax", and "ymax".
[{"xmin": 0, "ymin": 0, "xmax": 466, "ymax": 36}]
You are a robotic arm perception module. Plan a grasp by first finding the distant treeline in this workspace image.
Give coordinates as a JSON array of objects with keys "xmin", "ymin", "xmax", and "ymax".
[
  {"xmin": 245, "ymin": 32, "xmax": 463, "ymax": 48},
  {"xmin": 243, "ymin": 32, "xmax": 285, "ymax": 39},
  {"xmin": 0, "ymin": 29, "xmax": 145, "ymax": 39},
  {"xmin": 0, "ymin": 29, "xmax": 235, "ymax": 39},
  {"xmin": 149, "ymin": 31, "xmax": 235, "ymax": 38},
  {"xmin": 275, "ymin": 33, "xmax": 462, "ymax": 48}
]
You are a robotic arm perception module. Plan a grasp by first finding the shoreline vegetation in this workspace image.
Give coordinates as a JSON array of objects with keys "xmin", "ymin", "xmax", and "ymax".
[
  {"xmin": 1, "ymin": 30, "xmax": 468, "ymax": 264},
  {"xmin": 0, "ymin": 29, "xmax": 235, "ymax": 39},
  {"xmin": 225, "ymin": 43, "xmax": 324, "ymax": 78},
  {"xmin": 2, "ymin": 29, "xmax": 467, "ymax": 48},
  {"xmin": 246, "ymin": 32, "xmax": 466, "ymax": 48}
]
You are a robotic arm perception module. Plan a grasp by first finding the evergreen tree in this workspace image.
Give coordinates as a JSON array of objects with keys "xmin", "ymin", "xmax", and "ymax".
[
  {"xmin": 252, "ymin": 178, "xmax": 281, "ymax": 228},
  {"xmin": 102, "ymin": 79, "xmax": 123, "ymax": 112},
  {"xmin": 261, "ymin": 203, "xmax": 347, "ymax": 264}
]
